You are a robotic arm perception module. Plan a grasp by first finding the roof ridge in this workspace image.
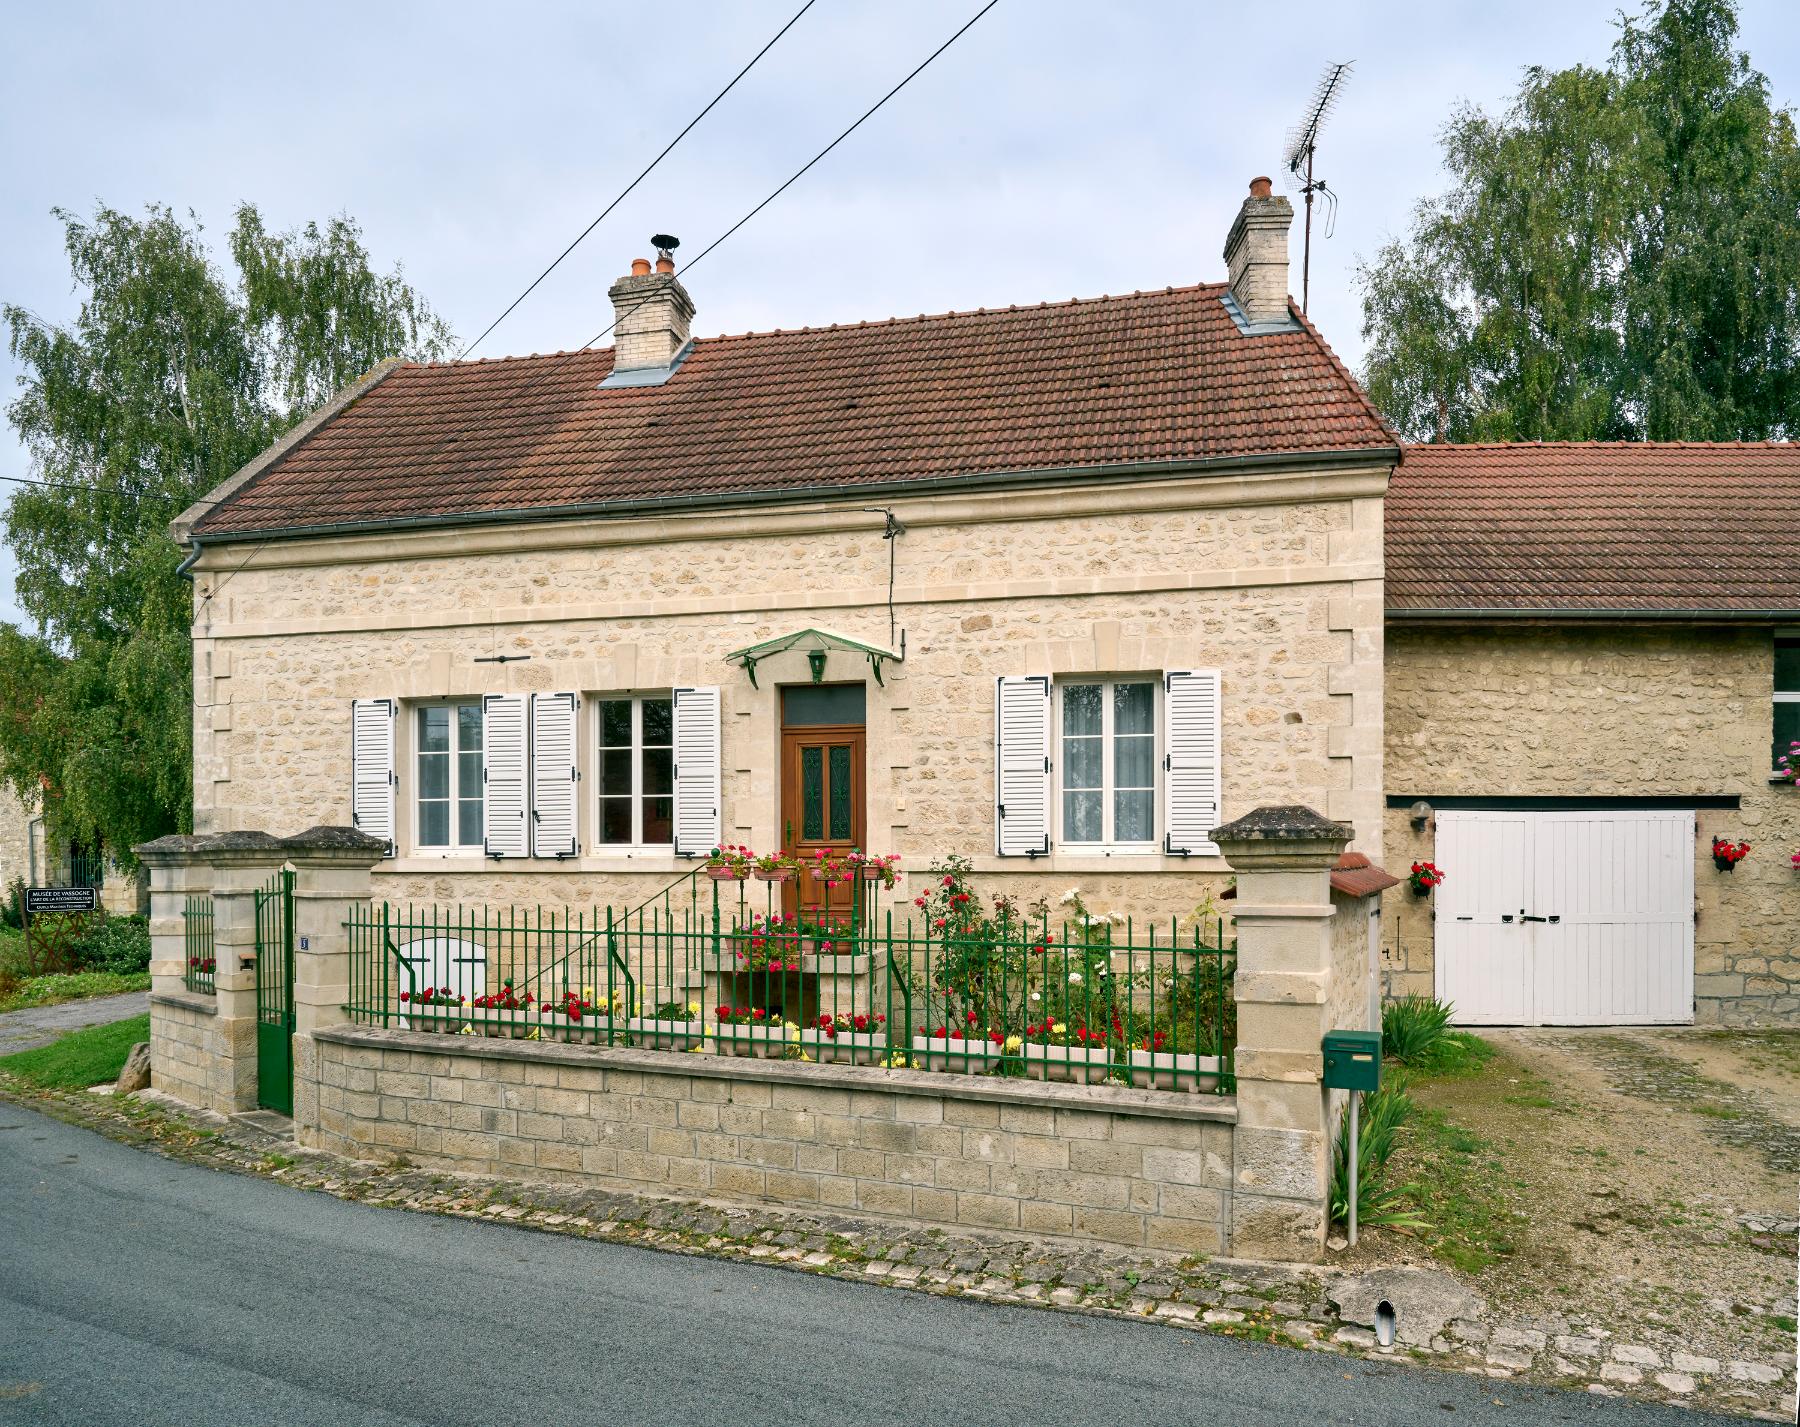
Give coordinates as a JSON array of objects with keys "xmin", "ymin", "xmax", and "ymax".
[{"xmin": 1402, "ymin": 439, "xmax": 1797, "ymax": 452}]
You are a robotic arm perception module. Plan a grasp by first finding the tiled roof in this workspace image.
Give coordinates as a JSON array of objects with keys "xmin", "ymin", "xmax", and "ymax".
[
  {"xmin": 1331, "ymin": 850, "xmax": 1403, "ymax": 898},
  {"xmin": 192, "ymin": 284, "xmax": 1396, "ymax": 537},
  {"xmin": 1388, "ymin": 442, "xmax": 1800, "ymax": 614}
]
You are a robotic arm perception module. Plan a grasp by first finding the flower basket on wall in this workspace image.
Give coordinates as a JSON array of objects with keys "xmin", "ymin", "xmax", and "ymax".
[
  {"xmin": 1711, "ymin": 837, "xmax": 1750, "ymax": 872},
  {"xmin": 1408, "ymin": 861, "xmax": 1444, "ymax": 897}
]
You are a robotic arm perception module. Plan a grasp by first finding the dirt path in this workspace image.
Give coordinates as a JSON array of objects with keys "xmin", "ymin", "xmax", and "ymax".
[{"xmin": 0, "ymin": 991, "xmax": 150, "ymax": 1056}]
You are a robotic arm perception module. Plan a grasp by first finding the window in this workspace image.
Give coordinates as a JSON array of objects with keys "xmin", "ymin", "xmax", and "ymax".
[
  {"xmin": 597, "ymin": 696, "xmax": 674, "ymax": 846},
  {"xmin": 1776, "ymin": 638, "xmax": 1800, "ymax": 774},
  {"xmin": 417, "ymin": 703, "xmax": 482, "ymax": 850},
  {"xmin": 1059, "ymin": 679, "xmax": 1157, "ymax": 847}
]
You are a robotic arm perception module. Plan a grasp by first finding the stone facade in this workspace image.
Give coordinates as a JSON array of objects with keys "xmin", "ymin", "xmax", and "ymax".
[
  {"xmin": 188, "ymin": 467, "xmax": 1388, "ymax": 921},
  {"xmin": 1385, "ymin": 623, "xmax": 1800, "ymax": 1025},
  {"xmin": 303, "ymin": 1029, "xmax": 1236, "ymax": 1254},
  {"xmin": 0, "ymin": 789, "xmax": 34, "ymax": 899}
]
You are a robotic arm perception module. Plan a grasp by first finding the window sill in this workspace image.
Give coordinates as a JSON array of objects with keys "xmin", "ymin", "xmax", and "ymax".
[
  {"xmin": 382, "ymin": 854, "xmax": 693, "ymax": 876},
  {"xmin": 967, "ymin": 852, "xmax": 1232, "ymax": 875}
]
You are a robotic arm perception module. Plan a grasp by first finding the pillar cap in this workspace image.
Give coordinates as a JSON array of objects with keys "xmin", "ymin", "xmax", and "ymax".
[
  {"xmin": 282, "ymin": 826, "xmax": 388, "ymax": 853},
  {"xmin": 1211, "ymin": 804, "xmax": 1352, "ymax": 870}
]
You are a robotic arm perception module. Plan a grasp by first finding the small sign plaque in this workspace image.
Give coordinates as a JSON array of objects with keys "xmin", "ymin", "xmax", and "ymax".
[
  {"xmin": 299, "ymin": 936, "xmax": 310, "ymax": 951},
  {"xmin": 25, "ymin": 885, "xmax": 99, "ymax": 915}
]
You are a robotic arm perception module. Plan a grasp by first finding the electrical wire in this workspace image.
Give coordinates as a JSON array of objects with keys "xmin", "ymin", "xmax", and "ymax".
[
  {"xmin": 578, "ymin": 0, "xmax": 1001, "ymax": 351},
  {"xmin": 457, "ymin": 0, "xmax": 820, "ymax": 361}
]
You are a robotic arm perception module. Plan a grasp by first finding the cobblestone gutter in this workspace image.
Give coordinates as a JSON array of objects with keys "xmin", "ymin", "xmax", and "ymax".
[{"xmin": 4, "ymin": 1074, "xmax": 1791, "ymax": 1423}]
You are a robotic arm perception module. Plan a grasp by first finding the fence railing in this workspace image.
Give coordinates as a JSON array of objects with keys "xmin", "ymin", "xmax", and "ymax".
[
  {"xmin": 183, "ymin": 895, "xmax": 215, "ymax": 994},
  {"xmin": 343, "ymin": 881, "xmax": 1235, "ymax": 1095}
]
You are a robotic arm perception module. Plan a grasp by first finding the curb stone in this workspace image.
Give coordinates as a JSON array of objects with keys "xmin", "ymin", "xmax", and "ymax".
[{"xmin": 2, "ymin": 1074, "xmax": 1793, "ymax": 1422}]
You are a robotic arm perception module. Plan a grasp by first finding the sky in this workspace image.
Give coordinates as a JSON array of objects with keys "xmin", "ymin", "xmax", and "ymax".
[{"xmin": 1, "ymin": 0, "xmax": 1795, "ymax": 629}]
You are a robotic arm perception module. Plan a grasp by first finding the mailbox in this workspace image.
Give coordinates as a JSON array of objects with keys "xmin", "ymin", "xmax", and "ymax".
[{"xmin": 1321, "ymin": 1029, "xmax": 1382, "ymax": 1092}]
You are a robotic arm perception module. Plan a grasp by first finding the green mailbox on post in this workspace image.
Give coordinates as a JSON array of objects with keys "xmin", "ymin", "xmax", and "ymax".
[{"xmin": 1322, "ymin": 1029, "xmax": 1382, "ymax": 1092}]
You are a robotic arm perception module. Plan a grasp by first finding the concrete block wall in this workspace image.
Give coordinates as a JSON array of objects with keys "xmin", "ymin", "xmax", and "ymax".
[{"xmin": 304, "ymin": 1029, "xmax": 1236, "ymax": 1255}]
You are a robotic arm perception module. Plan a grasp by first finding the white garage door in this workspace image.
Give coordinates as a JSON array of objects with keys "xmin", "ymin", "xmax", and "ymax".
[{"xmin": 1434, "ymin": 809, "xmax": 1694, "ymax": 1026}]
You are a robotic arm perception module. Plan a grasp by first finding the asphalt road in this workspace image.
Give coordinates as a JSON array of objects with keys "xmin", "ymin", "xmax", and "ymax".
[
  {"xmin": 0, "ymin": 1104, "xmax": 1745, "ymax": 1427},
  {"xmin": 0, "ymin": 991, "xmax": 150, "ymax": 1055}
]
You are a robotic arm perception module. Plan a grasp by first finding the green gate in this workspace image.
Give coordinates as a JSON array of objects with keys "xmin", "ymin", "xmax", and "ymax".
[{"xmin": 254, "ymin": 867, "xmax": 296, "ymax": 1115}]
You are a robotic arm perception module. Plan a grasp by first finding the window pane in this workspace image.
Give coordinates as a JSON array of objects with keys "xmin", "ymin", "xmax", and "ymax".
[
  {"xmin": 418, "ymin": 706, "xmax": 449, "ymax": 753},
  {"xmin": 641, "ymin": 697, "xmax": 673, "ymax": 745},
  {"xmin": 642, "ymin": 796, "xmax": 673, "ymax": 845},
  {"xmin": 457, "ymin": 798, "xmax": 482, "ymax": 847},
  {"xmin": 418, "ymin": 752, "xmax": 448, "ymax": 800},
  {"xmin": 599, "ymin": 798, "xmax": 632, "ymax": 844},
  {"xmin": 641, "ymin": 747, "xmax": 673, "ymax": 796},
  {"xmin": 456, "ymin": 703, "xmax": 483, "ymax": 752},
  {"xmin": 1114, "ymin": 789, "xmax": 1153, "ymax": 843},
  {"xmin": 1063, "ymin": 789, "xmax": 1103, "ymax": 843},
  {"xmin": 457, "ymin": 750, "xmax": 481, "ymax": 799},
  {"xmin": 1062, "ymin": 684, "xmax": 1101, "ymax": 736},
  {"xmin": 1775, "ymin": 701, "xmax": 1800, "ymax": 771},
  {"xmin": 1064, "ymin": 735, "xmax": 1102, "ymax": 790},
  {"xmin": 600, "ymin": 700, "xmax": 632, "ymax": 747},
  {"xmin": 1115, "ymin": 733, "xmax": 1154, "ymax": 790},
  {"xmin": 419, "ymin": 800, "xmax": 449, "ymax": 847},
  {"xmin": 1114, "ymin": 681, "xmax": 1153, "ymax": 735},
  {"xmin": 801, "ymin": 746, "xmax": 824, "ymax": 840},
  {"xmin": 600, "ymin": 748, "xmax": 632, "ymax": 796},
  {"xmin": 1775, "ymin": 641, "xmax": 1800, "ymax": 692},
  {"xmin": 828, "ymin": 744, "xmax": 853, "ymax": 840}
]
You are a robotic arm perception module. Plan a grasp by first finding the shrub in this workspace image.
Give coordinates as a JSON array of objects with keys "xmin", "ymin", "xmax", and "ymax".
[
  {"xmin": 1329, "ymin": 1075, "xmax": 1428, "ymax": 1230},
  {"xmin": 1383, "ymin": 994, "xmax": 1454, "ymax": 1064},
  {"xmin": 0, "ymin": 878, "xmax": 23, "ymax": 930},
  {"xmin": 70, "ymin": 915, "xmax": 151, "ymax": 976}
]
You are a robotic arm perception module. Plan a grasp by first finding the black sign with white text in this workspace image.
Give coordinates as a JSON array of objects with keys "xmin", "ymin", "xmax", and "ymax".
[{"xmin": 25, "ymin": 886, "xmax": 99, "ymax": 915}]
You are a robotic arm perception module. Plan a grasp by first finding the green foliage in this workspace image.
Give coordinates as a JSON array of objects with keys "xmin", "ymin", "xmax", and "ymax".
[
  {"xmin": 70, "ymin": 914, "xmax": 151, "ymax": 976},
  {"xmin": 1382, "ymin": 994, "xmax": 1454, "ymax": 1063},
  {"xmin": 0, "ymin": 879, "xmax": 23, "ymax": 930},
  {"xmin": 1330, "ymin": 1075, "xmax": 1428, "ymax": 1230},
  {"xmin": 0, "ymin": 970, "xmax": 150, "ymax": 1015},
  {"xmin": 1360, "ymin": 0, "xmax": 1800, "ymax": 441},
  {"xmin": 1, "ymin": 203, "xmax": 453, "ymax": 864},
  {"xmin": 0, "ymin": 1011, "xmax": 149, "ymax": 1088}
]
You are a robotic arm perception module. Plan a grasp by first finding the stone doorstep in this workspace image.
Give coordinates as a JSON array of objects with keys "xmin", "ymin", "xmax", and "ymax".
[{"xmin": 10, "ymin": 1078, "xmax": 1795, "ymax": 1420}]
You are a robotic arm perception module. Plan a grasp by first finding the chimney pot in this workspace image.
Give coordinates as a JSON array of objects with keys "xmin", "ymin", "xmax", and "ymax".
[
  {"xmin": 654, "ymin": 254, "xmax": 675, "ymax": 274},
  {"xmin": 1223, "ymin": 180, "xmax": 1294, "ymax": 327},
  {"xmin": 630, "ymin": 257, "xmax": 652, "ymax": 276}
]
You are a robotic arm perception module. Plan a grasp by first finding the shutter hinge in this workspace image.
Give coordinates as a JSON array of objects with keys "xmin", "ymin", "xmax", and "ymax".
[{"xmin": 998, "ymin": 803, "xmax": 1006, "ymax": 818}]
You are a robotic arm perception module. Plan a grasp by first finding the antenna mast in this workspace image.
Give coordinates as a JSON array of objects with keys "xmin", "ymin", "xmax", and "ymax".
[{"xmin": 1284, "ymin": 61, "xmax": 1353, "ymax": 315}]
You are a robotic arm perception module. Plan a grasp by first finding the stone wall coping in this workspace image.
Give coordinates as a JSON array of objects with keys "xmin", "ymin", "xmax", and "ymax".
[
  {"xmin": 281, "ymin": 825, "xmax": 388, "ymax": 853},
  {"xmin": 151, "ymin": 989, "xmax": 218, "ymax": 1016},
  {"xmin": 313, "ymin": 1025, "xmax": 1239, "ymax": 1125},
  {"xmin": 1212, "ymin": 804, "xmax": 1352, "ymax": 844}
]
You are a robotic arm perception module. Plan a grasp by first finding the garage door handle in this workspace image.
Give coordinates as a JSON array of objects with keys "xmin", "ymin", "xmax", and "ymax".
[
  {"xmin": 1455, "ymin": 916, "xmax": 1473, "ymax": 922},
  {"xmin": 1547, "ymin": 915, "xmax": 1560, "ymax": 924},
  {"xmin": 1521, "ymin": 914, "xmax": 1547, "ymax": 923},
  {"xmin": 1500, "ymin": 914, "xmax": 1513, "ymax": 923}
]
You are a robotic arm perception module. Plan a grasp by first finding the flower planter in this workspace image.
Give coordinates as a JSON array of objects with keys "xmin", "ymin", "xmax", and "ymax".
[
  {"xmin": 754, "ymin": 867, "xmax": 796, "ymax": 882},
  {"xmin": 909, "ymin": 1035, "xmax": 998, "ymax": 1073},
  {"xmin": 713, "ymin": 1023, "xmax": 793, "ymax": 1058},
  {"xmin": 1712, "ymin": 855, "xmax": 1738, "ymax": 872},
  {"xmin": 626, "ymin": 1016, "xmax": 704, "ymax": 1051},
  {"xmin": 400, "ymin": 1005, "xmax": 465, "ymax": 1033},
  {"xmin": 706, "ymin": 866, "xmax": 749, "ymax": 881},
  {"xmin": 1022, "ymin": 1043, "xmax": 1118, "ymax": 1084},
  {"xmin": 1410, "ymin": 882, "xmax": 1432, "ymax": 897},
  {"xmin": 537, "ymin": 1013, "xmax": 624, "ymax": 1045},
  {"xmin": 1126, "ymin": 1049, "xmax": 1222, "ymax": 1093},
  {"xmin": 796, "ymin": 1029, "xmax": 888, "ymax": 1065}
]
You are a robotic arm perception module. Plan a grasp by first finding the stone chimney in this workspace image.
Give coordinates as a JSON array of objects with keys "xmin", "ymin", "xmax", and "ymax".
[
  {"xmin": 1223, "ymin": 176, "xmax": 1295, "ymax": 327},
  {"xmin": 605, "ymin": 256, "xmax": 695, "ymax": 381}
]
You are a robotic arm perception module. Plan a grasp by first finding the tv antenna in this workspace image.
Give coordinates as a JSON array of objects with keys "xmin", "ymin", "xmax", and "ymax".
[{"xmin": 1284, "ymin": 61, "xmax": 1353, "ymax": 315}]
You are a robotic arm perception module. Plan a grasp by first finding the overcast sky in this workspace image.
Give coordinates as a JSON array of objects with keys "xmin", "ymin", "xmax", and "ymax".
[{"xmin": 2, "ymin": 0, "xmax": 1795, "ymax": 628}]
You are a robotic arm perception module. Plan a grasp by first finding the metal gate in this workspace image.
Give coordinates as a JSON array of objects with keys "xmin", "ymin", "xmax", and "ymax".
[{"xmin": 254, "ymin": 867, "xmax": 296, "ymax": 1114}]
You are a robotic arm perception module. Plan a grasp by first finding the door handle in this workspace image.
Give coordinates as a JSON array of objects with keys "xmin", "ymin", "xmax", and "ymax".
[
  {"xmin": 1521, "ymin": 914, "xmax": 1547, "ymax": 923},
  {"xmin": 1500, "ymin": 914, "xmax": 1513, "ymax": 923},
  {"xmin": 1547, "ymin": 915, "xmax": 1560, "ymax": 924},
  {"xmin": 1455, "ymin": 916, "xmax": 1473, "ymax": 922}
]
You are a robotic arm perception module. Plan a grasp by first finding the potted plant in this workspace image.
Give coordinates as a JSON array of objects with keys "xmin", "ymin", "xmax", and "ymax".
[
  {"xmin": 628, "ymin": 999, "xmax": 704, "ymax": 1051},
  {"xmin": 1020, "ymin": 1021, "xmax": 1116, "ymax": 1083},
  {"xmin": 753, "ymin": 851, "xmax": 796, "ymax": 882},
  {"xmin": 398, "ymin": 985, "xmax": 466, "ymax": 1033},
  {"xmin": 1776, "ymin": 738, "xmax": 1798, "ymax": 785},
  {"xmin": 1711, "ymin": 837, "xmax": 1751, "ymax": 872},
  {"xmin": 1125, "ymin": 1029, "xmax": 1222, "ymax": 1092},
  {"xmin": 712, "ymin": 1004, "xmax": 792, "ymax": 1057},
  {"xmin": 797, "ymin": 1010, "xmax": 888, "ymax": 1065},
  {"xmin": 859, "ymin": 852, "xmax": 901, "ymax": 888},
  {"xmin": 706, "ymin": 845, "xmax": 754, "ymax": 880},
  {"xmin": 1408, "ymin": 861, "xmax": 1444, "ymax": 897},
  {"xmin": 909, "ymin": 1015, "xmax": 1001, "ymax": 1073}
]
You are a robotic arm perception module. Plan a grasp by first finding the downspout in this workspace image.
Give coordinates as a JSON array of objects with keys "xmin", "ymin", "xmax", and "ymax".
[{"xmin": 175, "ymin": 539, "xmax": 204, "ymax": 580}]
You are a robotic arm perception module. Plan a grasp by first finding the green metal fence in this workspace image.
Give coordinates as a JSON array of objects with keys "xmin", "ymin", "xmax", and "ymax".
[
  {"xmin": 342, "ymin": 873, "xmax": 1235, "ymax": 1095},
  {"xmin": 182, "ymin": 895, "xmax": 215, "ymax": 994}
]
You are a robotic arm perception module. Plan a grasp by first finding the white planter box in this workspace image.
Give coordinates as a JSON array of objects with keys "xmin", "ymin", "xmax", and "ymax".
[
  {"xmin": 795, "ymin": 1029, "xmax": 888, "ymax": 1065},
  {"xmin": 1022, "ymin": 1044, "xmax": 1119, "ymax": 1084},
  {"xmin": 909, "ymin": 1034, "xmax": 998, "ymax": 1073},
  {"xmin": 626, "ymin": 1017, "xmax": 704, "ymax": 1051},
  {"xmin": 1125, "ymin": 1049, "xmax": 1223, "ymax": 1093},
  {"xmin": 713, "ymin": 1023, "xmax": 794, "ymax": 1058}
]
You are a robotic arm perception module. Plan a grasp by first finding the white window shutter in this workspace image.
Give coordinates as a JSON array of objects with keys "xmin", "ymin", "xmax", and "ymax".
[
  {"xmin": 672, "ymin": 686, "xmax": 722, "ymax": 856},
  {"xmin": 482, "ymin": 693, "xmax": 529, "ymax": 858},
  {"xmin": 995, "ymin": 676, "xmax": 1051, "ymax": 856},
  {"xmin": 530, "ymin": 692, "xmax": 580, "ymax": 858},
  {"xmin": 1164, "ymin": 669, "xmax": 1223, "ymax": 856},
  {"xmin": 350, "ymin": 698, "xmax": 396, "ymax": 856}
]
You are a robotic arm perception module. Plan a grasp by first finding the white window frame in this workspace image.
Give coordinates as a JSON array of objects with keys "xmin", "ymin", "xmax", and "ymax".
[
  {"xmin": 1055, "ymin": 676, "xmax": 1160, "ymax": 853},
  {"xmin": 592, "ymin": 692, "xmax": 677, "ymax": 853},
  {"xmin": 413, "ymin": 700, "xmax": 484, "ymax": 855}
]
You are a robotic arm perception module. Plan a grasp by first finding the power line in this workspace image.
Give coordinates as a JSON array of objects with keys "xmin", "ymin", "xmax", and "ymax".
[
  {"xmin": 579, "ymin": 0, "xmax": 1001, "ymax": 351},
  {"xmin": 2, "ymin": 472, "xmax": 151, "ymax": 500},
  {"xmin": 457, "ymin": 0, "xmax": 821, "ymax": 361}
]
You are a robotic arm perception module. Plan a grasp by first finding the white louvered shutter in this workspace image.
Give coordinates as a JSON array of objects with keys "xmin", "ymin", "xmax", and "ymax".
[
  {"xmin": 671, "ymin": 686, "xmax": 722, "ymax": 856},
  {"xmin": 530, "ymin": 692, "xmax": 580, "ymax": 858},
  {"xmin": 482, "ymin": 693, "xmax": 530, "ymax": 858},
  {"xmin": 1164, "ymin": 669, "xmax": 1223, "ymax": 856},
  {"xmin": 995, "ymin": 676, "xmax": 1051, "ymax": 856},
  {"xmin": 350, "ymin": 698, "xmax": 396, "ymax": 855}
]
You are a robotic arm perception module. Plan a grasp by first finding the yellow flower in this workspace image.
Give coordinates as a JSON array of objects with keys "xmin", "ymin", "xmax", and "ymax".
[
  {"xmin": 1052, "ymin": 1022, "xmax": 1067, "ymax": 1036},
  {"xmin": 687, "ymin": 1001, "xmax": 700, "ymax": 1017},
  {"xmin": 525, "ymin": 1027, "xmax": 541, "ymax": 1041},
  {"xmin": 1004, "ymin": 1035, "xmax": 1022, "ymax": 1053}
]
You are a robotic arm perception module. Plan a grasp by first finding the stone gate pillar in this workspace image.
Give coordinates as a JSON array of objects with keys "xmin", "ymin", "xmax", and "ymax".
[
  {"xmin": 137, "ymin": 834, "xmax": 229, "ymax": 1112},
  {"xmin": 1212, "ymin": 804, "xmax": 1353, "ymax": 1261},
  {"xmin": 203, "ymin": 832, "xmax": 292, "ymax": 1112}
]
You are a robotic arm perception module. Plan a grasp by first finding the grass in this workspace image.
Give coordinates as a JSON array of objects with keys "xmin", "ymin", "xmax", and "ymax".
[
  {"xmin": 0, "ymin": 1012, "xmax": 149, "ymax": 1089},
  {"xmin": 1389, "ymin": 1101, "xmax": 1518, "ymax": 1273},
  {"xmin": 0, "ymin": 970, "xmax": 151, "ymax": 1014}
]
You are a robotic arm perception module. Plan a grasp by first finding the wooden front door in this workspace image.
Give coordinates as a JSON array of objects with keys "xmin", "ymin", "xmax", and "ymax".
[{"xmin": 780, "ymin": 710, "xmax": 865, "ymax": 927}]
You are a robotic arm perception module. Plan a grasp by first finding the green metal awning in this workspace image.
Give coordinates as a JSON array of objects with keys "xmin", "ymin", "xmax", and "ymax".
[{"xmin": 724, "ymin": 627, "xmax": 904, "ymax": 688}]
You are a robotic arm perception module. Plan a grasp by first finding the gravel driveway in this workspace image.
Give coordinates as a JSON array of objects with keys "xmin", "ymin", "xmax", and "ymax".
[{"xmin": 0, "ymin": 991, "xmax": 150, "ymax": 1056}]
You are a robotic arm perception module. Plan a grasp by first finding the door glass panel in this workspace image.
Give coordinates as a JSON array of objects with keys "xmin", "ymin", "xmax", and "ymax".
[
  {"xmin": 801, "ymin": 746, "xmax": 824, "ymax": 840},
  {"xmin": 828, "ymin": 744, "xmax": 853, "ymax": 839}
]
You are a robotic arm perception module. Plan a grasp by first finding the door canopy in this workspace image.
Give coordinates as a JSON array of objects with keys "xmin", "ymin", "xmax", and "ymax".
[{"xmin": 725, "ymin": 627, "xmax": 903, "ymax": 689}]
